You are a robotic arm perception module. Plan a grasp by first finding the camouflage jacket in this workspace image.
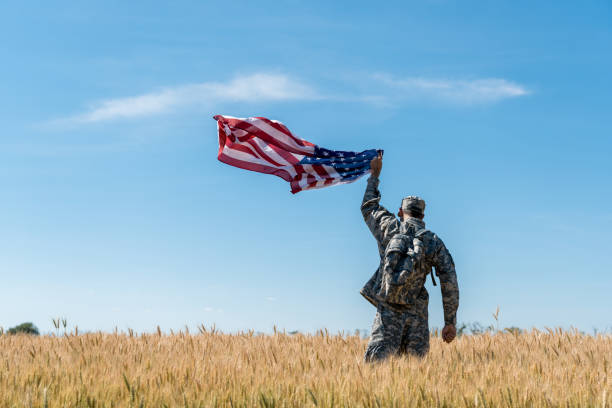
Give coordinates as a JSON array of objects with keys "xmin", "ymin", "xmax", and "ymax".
[{"xmin": 360, "ymin": 176, "xmax": 459, "ymax": 326}]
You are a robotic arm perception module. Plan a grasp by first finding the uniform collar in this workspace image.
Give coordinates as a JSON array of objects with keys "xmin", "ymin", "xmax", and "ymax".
[{"xmin": 401, "ymin": 216, "xmax": 426, "ymax": 230}]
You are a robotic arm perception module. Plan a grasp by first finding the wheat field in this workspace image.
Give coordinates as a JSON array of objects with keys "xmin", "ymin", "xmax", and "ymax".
[{"xmin": 0, "ymin": 327, "xmax": 610, "ymax": 407}]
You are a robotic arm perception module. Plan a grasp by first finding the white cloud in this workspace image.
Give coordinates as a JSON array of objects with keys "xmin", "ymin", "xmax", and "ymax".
[
  {"xmin": 373, "ymin": 74, "xmax": 530, "ymax": 104},
  {"xmin": 54, "ymin": 71, "xmax": 529, "ymax": 127},
  {"xmin": 265, "ymin": 297, "xmax": 277, "ymax": 302},
  {"xmin": 62, "ymin": 73, "xmax": 320, "ymax": 124},
  {"xmin": 204, "ymin": 307, "xmax": 214, "ymax": 312}
]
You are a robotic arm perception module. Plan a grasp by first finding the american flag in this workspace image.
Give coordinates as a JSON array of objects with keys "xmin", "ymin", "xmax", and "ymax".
[{"xmin": 214, "ymin": 115, "xmax": 381, "ymax": 194}]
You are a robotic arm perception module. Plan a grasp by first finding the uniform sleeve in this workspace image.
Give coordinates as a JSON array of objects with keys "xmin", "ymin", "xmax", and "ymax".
[
  {"xmin": 361, "ymin": 176, "xmax": 399, "ymax": 249},
  {"xmin": 432, "ymin": 237, "xmax": 459, "ymax": 326}
]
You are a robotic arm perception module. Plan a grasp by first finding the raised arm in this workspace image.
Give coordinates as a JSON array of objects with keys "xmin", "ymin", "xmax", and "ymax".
[
  {"xmin": 361, "ymin": 154, "xmax": 399, "ymax": 250},
  {"xmin": 432, "ymin": 237, "xmax": 459, "ymax": 342}
]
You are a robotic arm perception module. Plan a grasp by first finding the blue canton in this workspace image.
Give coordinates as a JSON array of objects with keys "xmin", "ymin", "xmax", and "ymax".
[{"xmin": 299, "ymin": 147, "xmax": 382, "ymax": 181}]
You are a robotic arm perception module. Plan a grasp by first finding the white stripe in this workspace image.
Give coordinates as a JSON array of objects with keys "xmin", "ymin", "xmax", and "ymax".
[
  {"xmin": 223, "ymin": 124, "xmax": 232, "ymax": 136},
  {"xmin": 222, "ymin": 145, "xmax": 297, "ymax": 180},
  {"xmin": 233, "ymin": 128, "xmax": 249, "ymax": 138},
  {"xmin": 297, "ymin": 173, "xmax": 310, "ymax": 189},
  {"xmin": 304, "ymin": 182, "xmax": 334, "ymax": 191},
  {"xmin": 222, "ymin": 145, "xmax": 277, "ymax": 168},
  {"xmin": 320, "ymin": 164, "xmax": 341, "ymax": 179},
  {"xmin": 301, "ymin": 164, "xmax": 324, "ymax": 181},
  {"xmin": 246, "ymin": 118, "xmax": 314, "ymax": 154},
  {"xmin": 230, "ymin": 139, "xmax": 268, "ymax": 163},
  {"xmin": 226, "ymin": 141, "xmax": 262, "ymax": 162},
  {"xmin": 300, "ymin": 167, "xmax": 368, "ymax": 191},
  {"xmin": 249, "ymin": 137, "xmax": 300, "ymax": 178}
]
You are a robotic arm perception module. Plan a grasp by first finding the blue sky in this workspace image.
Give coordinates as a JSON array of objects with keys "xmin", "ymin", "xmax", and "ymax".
[{"xmin": 1, "ymin": 1, "xmax": 611, "ymax": 334}]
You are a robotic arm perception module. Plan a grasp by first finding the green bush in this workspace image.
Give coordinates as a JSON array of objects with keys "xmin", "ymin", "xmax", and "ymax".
[{"xmin": 7, "ymin": 322, "xmax": 39, "ymax": 336}]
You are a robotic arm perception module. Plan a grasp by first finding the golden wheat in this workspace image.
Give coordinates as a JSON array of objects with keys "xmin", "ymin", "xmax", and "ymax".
[{"xmin": 0, "ymin": 328, "xmax": 610, "ymax": 407}]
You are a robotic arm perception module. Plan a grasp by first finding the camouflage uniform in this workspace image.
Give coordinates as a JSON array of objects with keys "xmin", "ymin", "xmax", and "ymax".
[{"xmin": 360, "ymin": 176, "xmax": 459, "ymax": 361}]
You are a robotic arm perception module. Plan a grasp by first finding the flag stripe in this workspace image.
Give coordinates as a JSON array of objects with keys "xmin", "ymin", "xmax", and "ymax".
[
  {"xmin": 228, "ymin": 140, "xmax": 261, "ymax": 160},
  {"xmin": 219, "ymin": 148, "xmax": 293, "ymax": 182},
  {"xmin": 260, "ymin": 117, "xmax": 314, "ymax": 148},
  {"xmin": 312, "ymin": 164, "xmax": 330, "ymax": 179},
  {"xmin": 264, "ymin": 140, "xmax": 303, "ymax": 165},
  {"xmin": 245, "ymin": 138, "xmax": 284, "ymax": 167}
]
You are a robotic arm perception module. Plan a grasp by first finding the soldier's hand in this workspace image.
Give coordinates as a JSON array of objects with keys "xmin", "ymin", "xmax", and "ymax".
[
  {"xmin": 442, "ymin": 324, "xmax": 456, "ymax": 343},
  {"xmin": 370, "ymin": 153, "xmax": 382, "ymax": 178}
]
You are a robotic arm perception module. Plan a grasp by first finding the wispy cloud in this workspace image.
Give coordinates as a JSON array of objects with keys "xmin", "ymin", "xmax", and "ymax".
[
  {"xmin": 59, "ymin": 73, "xmax": 320, "ymax": 124},
  {"xmin": 373, "ymin": 74, "xmax": 530, "ymax": 105},
  {"xmin": 53, "ymin": 71, "xmax": 529, "ymax": 126},
  {"xmin": 265, "ymin": 297, "xmax": 277, "ymax": 302}
]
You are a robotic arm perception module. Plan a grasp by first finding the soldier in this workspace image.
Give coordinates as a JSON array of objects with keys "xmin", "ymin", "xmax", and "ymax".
[{"xmin": 360, "ymin": 153, "xmax": 459, "ymax": 361}]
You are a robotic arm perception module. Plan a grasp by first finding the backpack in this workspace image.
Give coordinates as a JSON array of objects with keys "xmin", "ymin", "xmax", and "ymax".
[{"xmin": 376, "ymin": 226, "xmax": 434, "ymax": 305}]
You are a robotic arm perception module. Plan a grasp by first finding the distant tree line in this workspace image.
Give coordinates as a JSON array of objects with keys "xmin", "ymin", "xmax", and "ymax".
[
  {"xmin": 456, "ymin": 322, "xmax": 522, "ymax": 336},
  {"xmin": 1, "ymin": 322, "xmax": 40, "ymax": 336}
]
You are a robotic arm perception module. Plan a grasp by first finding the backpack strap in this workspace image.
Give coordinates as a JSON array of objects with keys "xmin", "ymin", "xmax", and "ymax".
[{"xmin": 414, "ymin": 229, "xmax": 437, "ymax": 286}]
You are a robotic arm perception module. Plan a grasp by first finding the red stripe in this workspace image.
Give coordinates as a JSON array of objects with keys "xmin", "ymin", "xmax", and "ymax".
[
  {"xmin": 240, "ymin": 121, "xmax": 311, "ymax": 155},
  {"xmin": 308, "ymin": 179, "xmax": 338, "ymax": 190},
  {"xmin": 255, "ymin": 117, "xmax": 315, "ymax": 148},
  {"xmin": 245, "ymin": 139, "xmax": 284, "ymax": 167},
  {"xmin": 293, "ymin": 163, "xmax": 306, "ymax": 176},
  {"xmin": 226, "ymin": 140, "xmax": 260, "ymax": 159},
  {"xmin": 298, "ymin": 180, "xmax": 318, "ymax": 192},
  {"xmin": 290, "ymin": 174, "xmax": 316, "ymax": 194},
  {"xmin": 312, "ymin": 164, "xmax": 330, "ymax": 179},
  {"xmin": 290, "ymin": 180, "xmax": 302, "ymax": 194},
  {"xmin": 218, "ymin": 151, "xmax": 293, "ymax": 182},
  {"xmin": 266, "ymin": 142, "xmax": 301, "ymax": 165},
  {"xmin": 289, "ymin": 174, "xmax": 341, "ymax": 194}
]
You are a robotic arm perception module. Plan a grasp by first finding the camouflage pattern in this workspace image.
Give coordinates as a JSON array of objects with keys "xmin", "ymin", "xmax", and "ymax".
[
  {"xmin": 401, "ymin": 196, "xmax": 426, "ymax": 214},
  {"xmin": 360, "ymin": 176, "xmax": 459, "ymax": 361},
  {"xmin": 364, "ymin": 292, "xmax": 430, "ymax": 361}
]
